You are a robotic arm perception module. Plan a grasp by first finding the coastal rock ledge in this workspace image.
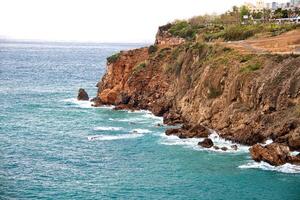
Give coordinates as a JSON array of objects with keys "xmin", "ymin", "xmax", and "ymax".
[
  {"xmin": 93, "ymin": 24, "xmax": 300, "ymax": 166},
  {"xmin": 250, "ymin": 143, "xmax": 300, "ymax": 166}
]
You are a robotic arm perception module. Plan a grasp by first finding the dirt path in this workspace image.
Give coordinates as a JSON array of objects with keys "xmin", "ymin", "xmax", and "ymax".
[{"xmin": 224, "ymin": 29, "xmax": 300, "ymax": 54}]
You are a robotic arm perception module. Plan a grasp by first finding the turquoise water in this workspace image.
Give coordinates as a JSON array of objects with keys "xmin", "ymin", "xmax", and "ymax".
[{"xmin": 0, "ymin": 41, "xmax": 299, "ymax": 200}]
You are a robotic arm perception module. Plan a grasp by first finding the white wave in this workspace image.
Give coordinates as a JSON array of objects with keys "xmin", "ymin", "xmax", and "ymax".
[
  {"xmin": 93, "ymin": 126, "xmax": 124, "ymax": 131},
  {"xmin": 63, "ymin": 98, "xmax": 116, "ymax": 109},
  {"xmin": 238, "ymin": 161, "xmax": 300, "ymax": 174},
  {"xmin": 98, "ymin": 105, "xmax": 115, "ymax": 109},
  {"xmin": 207, "ymin": 131, "xmax": 249, "ymax": 153},
  {"xmin": 159, "ymin": 130, "xmax": 249, "ymax": 153},
  {"xmin": 291, "ymin": 151, "xmax": 300, "ymax": 156},
  {"xmin": 132, "ymin": 128, "xmax": 152, "ymax": 134},
  {"xmin": 63, "ymin": 98, "xmax": 93, "ymax": 108},
  {"xmin": 159, "ymin": 134, "xmax": 199, "ymax": 148},
  {"xmin": 142, "ymin": 113, "xmax": 163, "ymax": 123},
  {"xmin": 108, "ymin": 117, "xmax": 146, "ymax": 123},
  {"xmin": 87, "ymin": 133, "xmax": 143, "ymax": 141},
  {"xmin": 261, "ymin": 139, "xmax": 273, "ymax": 146}
]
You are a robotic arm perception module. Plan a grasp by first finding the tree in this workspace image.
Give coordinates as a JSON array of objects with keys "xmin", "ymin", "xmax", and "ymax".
[
  {"xmin": 262, "ymin": 9, "xmax": 272, "ymax": 22},
  {"xmin": 252, "ymin": 11, "xmax": 263, "ymax": 19},
  {"xmin": 240, "ymin": 6, "xmax": 250, "ymax": 21}
]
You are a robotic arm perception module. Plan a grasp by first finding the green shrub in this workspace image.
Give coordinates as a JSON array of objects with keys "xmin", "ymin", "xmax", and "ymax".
[
  {"xmin": 132, "ymin": 62, "xmax": 147, "ymax": 75},
  {"xmin": 240, "ymin": 54, "xmax": 254, "ymax": 63},
  {"xmin": 240, "ymin": 63, "xmax": 261, "ymax": 73},
  {"xmin": 107, "ymin": 53, "xmax": 120, "ymax": 63},
  {"xmin": 169, "ymin": 20, "xmax": 198, "ymax": 40}
]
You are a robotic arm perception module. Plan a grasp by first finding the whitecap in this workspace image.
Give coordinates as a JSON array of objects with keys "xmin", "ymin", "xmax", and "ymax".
[
  {"xmin": 159, "ymin": 130, "xmax": 249, "ymax": 153},
  {"xmin": 262, "ymin": 139, "xmax": 273, "ymax": 146},
  {"xmin": 87, "ymin": 133, "xmax": 143, "ymax": 141},
  {"xmin": 291, "ymin": 151, "xmax": 300, "ymax": 156},
  {"xmin": 93, "ymin": 126, "xmax": 124, "ymax": 131},
  {"xmin": 62, "ymin": 98, "xmax": 93, "ymax": 108},
  {"xmin": 132, "ymin": 128, "xmax": 152, "ymax": 134},
  {"xmin": 207, "ymin": 131, "xmax": 249, "ymax": 153},
  {"xmin": 238, "ymin": 161, "xmax": 300, "ymax": 174}
]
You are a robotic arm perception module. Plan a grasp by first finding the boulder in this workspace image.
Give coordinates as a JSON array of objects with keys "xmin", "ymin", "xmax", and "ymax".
[
  {"xmin": 198, "ymin": 138, "xmax": 214, "ymax": 148},
  {"xmin": 165, "ymin": 128, "xmax": 181, "ymax": 136},
  {"xmin": 187, "ymin": 124, "xmax": 210, "ymax": 138},
  {"xmin": 288, "ymin": 128, "xmax": 300, "ymax": 151},
  {"xmin": 163, "ymin": 111, "xmax": 183, "ymax": 125},
  {"xmin": 77, "ymin": 88, "xmax": 89, "ymax": 101},
  {"xmin": 231, "ymin": 145, "xmax": 238, "ymax": 151},
  {"xmin": 221, "ymin": 147, "xmax": 228, "ymax": 151},
  {"xmin": 213, "ymin": 146, "xmax": 220, "ymax": 150},
  {"xmin": 249, "ymin": 143, "xmax": 290, "ymax": 166}
]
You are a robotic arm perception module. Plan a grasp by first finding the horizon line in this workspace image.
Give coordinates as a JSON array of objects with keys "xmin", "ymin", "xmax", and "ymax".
[{"xmin": 0, "ymin": 37, "xmax": 153, "ymax": 45}]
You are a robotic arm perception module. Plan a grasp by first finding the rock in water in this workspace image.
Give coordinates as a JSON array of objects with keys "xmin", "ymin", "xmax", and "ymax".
[
  {"xmin": 198, "ymin": 138, "xmax": 214, "ymax": 148},
  {"xmin": 231, "ymin": 145, "xmax": 238, "ymax": 151},
  {"xmin": 221, "ymin": 147, "xmax": 228, "ymax": 151},
  {"xmin": 77, "ymin": 88, "xmax": 89, "ymax": 101},
  {"xmin": 249, "ymin": 143, "xmax": 290, "ymax": 166}
]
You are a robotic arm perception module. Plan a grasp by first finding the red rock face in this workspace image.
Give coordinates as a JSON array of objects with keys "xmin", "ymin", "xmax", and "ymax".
[
  {"xmin": 94, "ymin": 27, "xmax": 300, "ymax": 166},
  {"xmin": 249, "ymin": 143, "xmax": 300, "ymax": 166}
]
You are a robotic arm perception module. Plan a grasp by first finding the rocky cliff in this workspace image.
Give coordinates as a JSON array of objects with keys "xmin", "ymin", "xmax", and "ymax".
[{"xmin": 94, "ymin": 25, "xmax": 300, "ymax": 166}]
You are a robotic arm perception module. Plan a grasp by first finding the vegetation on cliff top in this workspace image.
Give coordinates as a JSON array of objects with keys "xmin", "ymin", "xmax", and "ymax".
[
  {"xmin": 164, "ymin": 5, "xmax": 300, "ymax": 42},
  {"xmin": 107, "ymin": 52, "xmax": 120, "ymax": 63}
]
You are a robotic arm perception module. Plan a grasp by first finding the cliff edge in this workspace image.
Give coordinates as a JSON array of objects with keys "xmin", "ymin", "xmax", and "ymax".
[{"xmin": 94, "ymin": 23, "xmax": 300, "ymax": 166}]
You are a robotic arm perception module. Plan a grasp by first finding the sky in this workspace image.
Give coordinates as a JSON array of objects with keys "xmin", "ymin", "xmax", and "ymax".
[{"xmin": 0, "ymin": 0, "xmax": 289, "ymax": 43}]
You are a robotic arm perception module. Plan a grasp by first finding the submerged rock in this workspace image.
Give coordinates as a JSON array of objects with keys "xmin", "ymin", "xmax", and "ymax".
[
  {"xmin": 77, "ymin": 88, "xmax": 89, "ymax": 101},
  {"xmin": 198, "ymin": 138, "xmax": 214, "ymax": 148}
]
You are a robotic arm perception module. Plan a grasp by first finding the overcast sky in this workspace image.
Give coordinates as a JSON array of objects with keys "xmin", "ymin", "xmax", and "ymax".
[{"xmin": 0, "ymin": 0, "xmax": 288, "ymax": 43}]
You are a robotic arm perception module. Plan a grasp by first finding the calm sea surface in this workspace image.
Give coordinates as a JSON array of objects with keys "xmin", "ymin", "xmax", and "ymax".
[{"xmin": 0, "ymin": 41, "xmax": 299, "ymax": 199}]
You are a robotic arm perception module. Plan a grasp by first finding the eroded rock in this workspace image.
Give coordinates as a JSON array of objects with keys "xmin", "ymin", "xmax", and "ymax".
[
  {"xmin": 198, "ymin": 138, "xmax": 213, "ymax": 148},
  {"xmin": 77, "ymin": 88, "xmax": 89, "ymax": 101},
  {"xmin": 249, "ymin": 143, "xmax": 291, "ymax": 166}
]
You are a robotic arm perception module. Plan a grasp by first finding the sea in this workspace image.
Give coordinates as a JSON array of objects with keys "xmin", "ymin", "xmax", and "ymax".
[{"xmin": 0, "ymin": 40, "xmax": 300, "ymax": 199}]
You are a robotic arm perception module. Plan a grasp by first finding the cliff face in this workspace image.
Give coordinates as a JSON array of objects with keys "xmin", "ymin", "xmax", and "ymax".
[{"xmin": 94, "ymin": 28, "xmax": 300, "ymax": 160}]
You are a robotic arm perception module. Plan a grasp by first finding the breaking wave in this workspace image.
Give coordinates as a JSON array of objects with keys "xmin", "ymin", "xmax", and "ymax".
[
  {"xmin": 159, "ymin": 131, "xmax": 249, "ymax": 153},
  {"xmin": 87, "ymin": 133, "xmax": 143, "ymax": 141},
  {"xmin": 93, "ymin": 126, "xmax": 124, "ymax": 131},
  {"xmin": 238, "ymin": 161, "xmax": 300, "ymax": 174},
  {"xmin": 132, "ymin": 128, "xmax": 152, "ymax": 134},
  {"xmin": 62, "ymin": 98, "xmax": 115, "ymax": 109},
  {"xmin": 63, "ymin": 98, "xmax": 94, "ymax": 108}
]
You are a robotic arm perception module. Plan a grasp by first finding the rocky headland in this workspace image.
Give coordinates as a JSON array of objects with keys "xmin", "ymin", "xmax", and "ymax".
[{"xmin": 92, "ymin": 22, "xmax": 300, "ymax": 166}]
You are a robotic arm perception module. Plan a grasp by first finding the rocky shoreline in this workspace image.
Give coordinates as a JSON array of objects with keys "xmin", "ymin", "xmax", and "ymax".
[{"xmin": 87, "ymin": 24, "xmax": 300, "ymax": 166}]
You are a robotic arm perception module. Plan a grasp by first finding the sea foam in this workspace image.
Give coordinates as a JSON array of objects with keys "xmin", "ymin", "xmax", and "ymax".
[
  {"xmin": 87, "ymin": 133, "xmax": 143, "ymax": 141},
  {"xmin": 93, "ymin": 126, "xmax": 124, "ymax": 131},
  {"xmin": 132, "ymin": 128, "xmax": 152, "ymax": 134},
  {"xmin": 63, "ymin": 98, "xmax": 93, "ymax": 108},
  {"xmin": 238, "ymin": 161, "xmax": 300, "ymax": 174},
  {"xmin": 159, "ymin": 130, "xmax": 249, "ymax": 153},
  {"xmin": 63, "ymin": 98, "xmax": 115, "ymax": 109}
]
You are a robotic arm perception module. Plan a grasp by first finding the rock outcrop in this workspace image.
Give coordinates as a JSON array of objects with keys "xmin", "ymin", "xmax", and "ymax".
[
  {"xmin": 198, "ymin": 138, "xmax": 214, "ymax": 148},
  {"xmin": 77, "ymin": 88, "xmax": 89, "ymax": 101},
  {"xmin": 250, "ymin": 143, "xmax": 300, "ymax": 166},
  {"xmin": 155, "ymin": 24, "xmax": 186, "ymax": 46},
  {"xmin": 94, "ymin": 25, "xmax": 300, "ymax": 166}
]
